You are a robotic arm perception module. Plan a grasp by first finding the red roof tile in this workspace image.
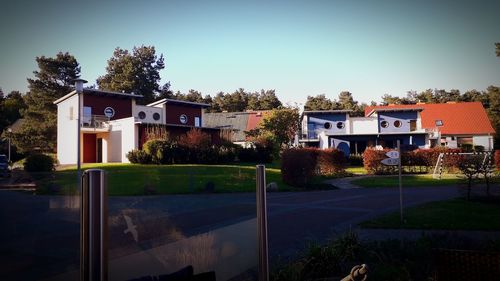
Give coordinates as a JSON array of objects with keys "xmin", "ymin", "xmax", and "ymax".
[
  {"xmin": 245, "ymin": 110, "xmax": 272, "ymax": 132},
  {"xmin": 364, "ymin": 102, "xmax": 495, "ymax": 135}
]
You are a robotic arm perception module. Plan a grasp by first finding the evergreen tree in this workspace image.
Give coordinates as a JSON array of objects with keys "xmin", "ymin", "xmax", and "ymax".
[
  {"xmin": 97, "ymin": 45, "xmax": 165, "ymax": 104},
  {"xmin": 13, "ymin": 52, "xmax": 80, "ymax": 152}
]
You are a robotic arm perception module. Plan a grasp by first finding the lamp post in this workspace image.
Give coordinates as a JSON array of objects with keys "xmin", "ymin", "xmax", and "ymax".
[
  {"xmin": 74, "ymin": 78, "xmax": 87, "ymax": 190},
  {"xmin": 7, "ymin": 128, "xmax": 11, "ymax": 162}
]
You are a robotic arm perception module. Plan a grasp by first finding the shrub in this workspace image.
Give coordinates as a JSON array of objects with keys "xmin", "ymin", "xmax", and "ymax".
[
  {"xmin": 461, "ymin": 143, "xmax": 473, "ymax": 152},
  {"xmin": 178, "ymin": 128, "xmax": 211, "ymax": 149},
  {"xmin": 474, "ymin": 145, "xmax": 485, "ymax": 152},
  {"xmin": 281, "ymin": 148, "xmax": 317, "ymax": 187},
  {"xmin": 143, "ymin": 139, "xmax": 169, "ymax": 164},
  {"xmin": 126, "ymin": 149, "xmax": 151, "ymax": 164},
  {"xmin": 317, "ymin": 149, "xmax": 346, "ymax": 175},
  {"xmin": 348, "ymin": 154, "xmax": 363, "ymax": 166},
  {"xmin": 496, "ymin": 150, "xmax": 500, "ymax": 170},
  {"xmin": 24, "ymin": 153, "xmax": 55, "ymax": 172},
  {"xmin": 363, "ymin": 148, "xmax": 393, "ymax": 174},
  {"xmin": 237, "ymin": 146, "xmax": 273, "ymax": 163}
]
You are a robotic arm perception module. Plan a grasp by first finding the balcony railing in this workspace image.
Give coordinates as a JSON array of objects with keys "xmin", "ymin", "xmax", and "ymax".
[{"xmin": 81, "ymin": 115, "xmax": 110, "ymax": 130}]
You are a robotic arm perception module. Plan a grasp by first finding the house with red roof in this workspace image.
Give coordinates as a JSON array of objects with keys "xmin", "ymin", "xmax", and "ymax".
[{"xmin": 299, "ymin": 102, "xmax": 495, "ymax": 155}]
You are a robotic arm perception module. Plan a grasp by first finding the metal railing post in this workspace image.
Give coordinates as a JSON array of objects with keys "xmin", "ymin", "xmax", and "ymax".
[
  {"xmin": 256, "ymin": 165, "xmax": 269, "ymax": 281},
  {"xmin": 81, "ymin": 169, "xmax": 108, "ymax": 281}
]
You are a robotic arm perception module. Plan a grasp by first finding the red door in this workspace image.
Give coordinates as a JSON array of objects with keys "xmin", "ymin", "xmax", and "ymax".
[{"xmin": 83, "ymin": 134, "xmax": 97, "ymax": 163}]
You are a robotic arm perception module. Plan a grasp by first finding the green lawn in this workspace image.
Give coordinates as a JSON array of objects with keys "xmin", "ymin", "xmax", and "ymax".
[
  {"xmin": 360, "ymin": 198, "xmax": 500, "ymax": 230},
  {"xmin": 351, "ymin": 174, "xmax": 463, "ymax": 188},
  {"xmin": 37, "ymin": 163, "xmax": 293, "ymax": 196}
]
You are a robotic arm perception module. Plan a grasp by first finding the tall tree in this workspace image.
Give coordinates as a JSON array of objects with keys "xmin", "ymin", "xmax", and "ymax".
[
  {"xmin": 337, "ymin": 91, "xmax": 357, "ymax": 110},
  {"xmin": 304, "ymin": 94, "xmax": 338, "ymax": 110},
  {"xmin": 13, "ymin": 52, "xmax": 80, "ymax": 152},
  {"xmin": 0, "ymin": 91, "xmax": 26, "ymax": 133},
  {"xmin": 247, "ymin": 107, "xmax": 300, "ymax": 149},
  {"xmin": 97, "ymin": 45, "xmax": 165, "ymax": 104}
]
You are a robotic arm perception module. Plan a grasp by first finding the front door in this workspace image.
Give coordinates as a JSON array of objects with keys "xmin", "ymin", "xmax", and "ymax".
[{"xmin": 83, "ymin": 134, "xmax": 97, "ymax": 163}]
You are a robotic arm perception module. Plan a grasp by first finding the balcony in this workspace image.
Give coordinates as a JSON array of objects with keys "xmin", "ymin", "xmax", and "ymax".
[{"xmin": 81, "ymin": 115, "xmax": 110, "ymax": 132}]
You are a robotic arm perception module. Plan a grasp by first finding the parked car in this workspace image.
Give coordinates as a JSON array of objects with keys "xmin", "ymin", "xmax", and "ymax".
[{"xmin": 0, "ymin": 154, "xmax": 11, "ymax": 177}]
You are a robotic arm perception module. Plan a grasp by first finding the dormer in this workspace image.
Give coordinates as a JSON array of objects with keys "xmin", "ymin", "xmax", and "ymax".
[{"xmin": 366, "ymin": 108, "xmax": 423, "ymax": 134}]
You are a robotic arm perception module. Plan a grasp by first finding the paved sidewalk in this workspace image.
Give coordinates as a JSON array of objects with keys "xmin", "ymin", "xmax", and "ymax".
[{"xmin": 323, "ymin": 175, "xmax": 369, "ymax": 189}]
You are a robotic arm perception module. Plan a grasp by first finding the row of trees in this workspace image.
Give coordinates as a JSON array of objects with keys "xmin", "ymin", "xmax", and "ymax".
[{"xmin": 1, "ymin": 43, "xmax": 499, "ymax": 156}]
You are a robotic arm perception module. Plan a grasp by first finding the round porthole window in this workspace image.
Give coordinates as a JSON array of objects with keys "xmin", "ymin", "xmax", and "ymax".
[
  {"xmin": 138, "ymin": 111, "xmax": 146, "ymax": 119},
  {"xmin": 337, "ymin": 122, "xmax": 345, "ymax": 129},
  {"xmin": 179, "ymin": 114, "xmax": 188, "ymax": 124},
  {"xmin": 394, "ymin": 120, "xmax": 402, "ymax": 128},
  {"xmin": 153, "ymin": 112, "xmax": 161, "ymax": 121},
  {"xmin": 381, "ymin": 120, "xmax": 389, "ymax": 128},
  {"xmin": 324, "ymin": 122, "xmax": 332, "ymax": 129},
  {"xmin": 104, "ymin": 107, "xmax": 115, "ymax": 118}
]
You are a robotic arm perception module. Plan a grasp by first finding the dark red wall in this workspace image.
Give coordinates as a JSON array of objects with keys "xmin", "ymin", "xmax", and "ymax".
[
  {"xmin": 83, "ymin": 134, "xmax": 96, "ymax": 163},
  {"xmin": 83, "ymin": 95, "xmax": 133, "ymax": 120},
  {"xmin": 164, "ymin": 104, "xmax": 202, "ymax": 126}
]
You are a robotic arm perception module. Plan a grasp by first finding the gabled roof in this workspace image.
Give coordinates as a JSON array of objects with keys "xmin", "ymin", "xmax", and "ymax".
[
  {"xmin": 147, "ymin": 98, "xmax": 210, "ymax": 108},
  {"xmin": 365, "ymin": 102, "xmax": 495, "ymax": 135},
  {"xmin": 202, "ymin": 110, "xmax": 271, "ymax": 142},
  {"xmin": 54, "ymin": 88, "xmax": 143, "ymax": 104}
]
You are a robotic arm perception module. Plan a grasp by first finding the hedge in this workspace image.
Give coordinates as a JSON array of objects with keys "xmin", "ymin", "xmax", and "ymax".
[
  {"xmin": 281, "ymin": 148, "xmax": 346, "ymax": 187},
  {"xmin": 24, "ymin": 153, "xmax": 55, "ymax": 172},
  {"xmin": 363, "ymin": 147, "xmax": 464, "ymax": 175}
]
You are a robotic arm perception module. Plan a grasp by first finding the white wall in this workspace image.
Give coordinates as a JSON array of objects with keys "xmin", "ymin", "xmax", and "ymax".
[
  {"xmin": 473, "ymin": 135, "xmax": 493, "ymax": 150},
  {"xmin": 56, "ymin": 95, "xmax": 79, "ymax": 164},
  {"xmin": 133, "ymin": 104, "xmax": 164, "ymax": 124},
  {"xmin": 108, "ymin": 117, "xmax": 137, "ymax": 163},
  {"xmin": 350, "ymin": 117, "xmax": 378, "ymax": 135}
]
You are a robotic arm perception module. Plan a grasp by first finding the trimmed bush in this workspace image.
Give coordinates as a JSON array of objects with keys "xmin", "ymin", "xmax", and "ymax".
[
  {"xmin": 317, "ymin": 149, "xmax": 346, "ymax": 175},
  {"xmin": 24, "ymin": 153, "xmax": 55, "ymax": 172},
  {"xmin": 126, "ymin": 149, "xmax": 151, "ymax": 164},
  {"xmin": 281, "ymin": 148, "xmax": 317, "ymax": 187},
  {"xmin": 143, "ymin": 139, "xmax": 169, "ymax": 164}
]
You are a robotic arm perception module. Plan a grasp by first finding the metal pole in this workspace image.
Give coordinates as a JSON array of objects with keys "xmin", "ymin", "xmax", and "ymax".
[
  {"xmin": 77, "ymin": 90, "xmax": 81, "ymax": 190},
  {"xmin": 81, "ymin": 169, "xmax": 108, "ymax": 281},
  {"xmin": 397, "ymin": 140, "xmax": 403, "ymax": 224},
  {"xmin": 8, "ymin": 136, "xmax": 11, "ymax": 163},
  {"xmin": 256, "ymin": 165, "xmax": 269, "ymax": 281}
]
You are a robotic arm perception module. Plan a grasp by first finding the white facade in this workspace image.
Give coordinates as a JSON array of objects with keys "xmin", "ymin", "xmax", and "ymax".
[{"xmin": 56, "ymin": 94, "xmax": 80, "ymax": 165}]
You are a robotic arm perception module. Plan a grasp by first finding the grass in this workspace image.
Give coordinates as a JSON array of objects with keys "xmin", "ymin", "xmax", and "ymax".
[
  {"xmin": 345, "ymin": 166, "xmax": 368, "ymax": 175},
  {"xmin": 360, "ymin": 198, "xmax": 500, "ymax": 230},
  {"xmin": 37, "ymin": 163, "xmax": 295, "ymax": 196},
  {"xmin": 351, "ymin": 174, "xmax": 463, "ymax": 188}
]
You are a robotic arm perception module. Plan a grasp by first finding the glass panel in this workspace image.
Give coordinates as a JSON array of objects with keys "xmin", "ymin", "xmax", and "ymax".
[
  {"xmin": 107, "ymin": 167, "xmax": 258, "ymax": 281},
  {"xmin": 0, "ymin": 170, "xmax": 80, "ymax": 280}
]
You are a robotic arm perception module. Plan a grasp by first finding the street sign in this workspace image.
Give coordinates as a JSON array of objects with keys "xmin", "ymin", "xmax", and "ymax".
[
  {"xmin": 381, "ymin": 158, "xmax": 399, "ymax": 166},
  {"xmin": 386, "ymin": 150, "xmax": 399, "ymax": 159}
]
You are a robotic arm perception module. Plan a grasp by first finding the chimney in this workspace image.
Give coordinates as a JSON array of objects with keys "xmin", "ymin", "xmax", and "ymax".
[{"xmin": 74, "ymin": 78, "xmax": 88, "ymax": 93}]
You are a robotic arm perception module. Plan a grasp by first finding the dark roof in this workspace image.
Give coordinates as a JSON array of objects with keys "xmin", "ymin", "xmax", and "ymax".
[
  {"xmin": 54, "ymin": 88, "xmax": 143, "ymax": 104},
  {"xmin": 203, "ymin": 112, "xmax": 250, "ymax": 142},
  {"xmin": 147, "ymin": 98, "xmax": 210, "ymax": 108}
]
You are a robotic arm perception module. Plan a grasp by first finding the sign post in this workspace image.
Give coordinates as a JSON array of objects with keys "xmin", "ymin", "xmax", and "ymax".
[
  {"xmin": 397, "ymin": 140, "xmax": 403, "ymax": 224},
  {"xmin": 381, "ymin": 143, "xmax": 403, "ymax": 224}
]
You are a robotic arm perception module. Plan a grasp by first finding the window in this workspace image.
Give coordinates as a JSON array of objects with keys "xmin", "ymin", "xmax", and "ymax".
[
  {"xmin": 435, "ymin": 120, "xmax": 443, "ymax": 126},
  {"xmin": 336, "ymin": 122, "xmax": 345, "ymax": 129},
  {"xmin": 179, "ymin": 114, "xmax": 188, "ymax": 124},
  {"xmin": 138, "ymin": 111, "xmax": 146, "ymax": 119},
  {"xmin": 153, "ymin": 112, "xmax": 161, "ymax": 121},
  {"xmin": 69, "ymin": 106, "xmax": 74, "ymax": 120},
  {"xmin": 324, "ymin": 122, "xmax": 332, "ymax": 129},
  {"xmin": 394, "ymin": 120, "xmax": 402, "ymax": 128},
  {"xmin": 380, "ymin": 120, "xmax": 389, "ymax": 128},
  {"xmin": 195, "ymin": 117, "xmax": 201, "ymax": 127}
]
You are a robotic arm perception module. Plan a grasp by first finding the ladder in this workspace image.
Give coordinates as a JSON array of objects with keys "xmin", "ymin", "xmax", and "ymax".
[{"xmin": 432, "ymin": 153, "xmax": 444, "ymax": 179}]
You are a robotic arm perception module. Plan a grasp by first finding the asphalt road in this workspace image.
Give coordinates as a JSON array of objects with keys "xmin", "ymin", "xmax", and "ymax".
[{"xmin": 0, "ymin": 185, "xmax": 460, "ymax": 280}]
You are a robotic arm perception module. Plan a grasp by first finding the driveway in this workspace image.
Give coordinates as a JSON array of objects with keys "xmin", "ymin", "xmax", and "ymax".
[{"xmin": 0, "ymin": 186, "xmax": 460, "ymax": 280}]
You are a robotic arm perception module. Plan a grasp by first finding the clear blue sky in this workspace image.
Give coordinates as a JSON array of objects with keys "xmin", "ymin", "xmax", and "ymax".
[{"xmin": 0, "ymin": 0, "xmax": 499, "ymax": 104}]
